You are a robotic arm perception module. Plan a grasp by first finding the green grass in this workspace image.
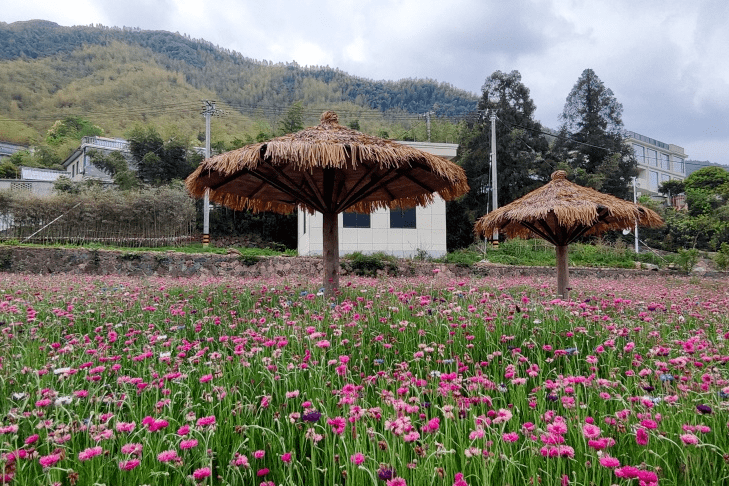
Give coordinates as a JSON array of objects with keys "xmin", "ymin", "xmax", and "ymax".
[{"xmin": 440, "ymin": 238, "xmax": 680, "ymax": 269}]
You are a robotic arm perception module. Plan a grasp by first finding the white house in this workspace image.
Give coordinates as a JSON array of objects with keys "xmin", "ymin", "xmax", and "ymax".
[
  {"xmin": 297, "ymin": 141, "xmax": 457, "ymax": 259},
  {"xmin": 625, "ymin": 131, "xmax": 687, "ymax": 197}
]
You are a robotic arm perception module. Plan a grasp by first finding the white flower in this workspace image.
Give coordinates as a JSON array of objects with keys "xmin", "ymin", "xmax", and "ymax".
[{"xmin": 53, "ymin": 367, "xmax": 71, "ymax": 375}]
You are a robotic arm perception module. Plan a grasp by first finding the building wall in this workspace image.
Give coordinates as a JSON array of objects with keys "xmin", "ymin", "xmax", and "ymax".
[
  {"xmin": 297, "ymin": 141, "xmax": 457, "ymax": 259},
  {"xmin": 298, "ymin": 197, "xmax": 447, "ymax": 258},
  {"xmin": 626, "ymin": 131, "xmax": 687, "ymax": 196}
]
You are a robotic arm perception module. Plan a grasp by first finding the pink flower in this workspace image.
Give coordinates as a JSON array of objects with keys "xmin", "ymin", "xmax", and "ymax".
[
  {"xmin": 180, "ymin": 439, "xmax": 198, "ymax": 450},
  {"xmin": 199, "ymin": 374, "xmax": 213, "ymax": 383},
  {"xmin": 254, "ymin": 450, "xmax": 265, "ymax": 459},
  {"xmin": 387, "ymin": 478, "xmax": 407, "ymax": 486},
  {"xmin": 582, "ymin": 424, "xmax": 601, "ymax": 439},
  {"xmin": 116, "ymin": 421, "xmax": 136, "ymax": 433},
  {"xmin": 157, "ymin": 450, "xmax": 180, "ymax": 463},
  {"xmin": 24, "ymin": 434, "xmax": 40, "ymax": 445},
  {"xmin": 636, "ymin": 428, "xmax": 649, "ymax": 446},
  {"xmin": 453, "ymin": 472, "xmax": 469, "ymax": 486},
  {"xmin": 192, "ymin": 467, "xmax": 211, "ymax": 480},
  {"xmin": 196, "ymin": 415, "xmax": 216, "ymax": 427},
  {"xmin": 118, "ymin": 459, "xmax": 141, "ymax": 471},
  {"xmin": 281, "ymin": 452, "xmax": 292, "ymax": 463},
  {"xmin": 599, "ymin": 456, "xmax": 620, "ymax": 468},
  {"xmin": 78, "ymin": 446, "xmax": 103, "ymax": 462},
  {"xmin": 350, "ymin": 452, "xmax": 365, "ymax": 465},
  {"xmin": 502, "ymin": 432, "xmax": 519, "ymax": 442},
  {"xmin": 680, "ymin": 433, "xmax": 699, "ymax": 445},
  {"xmin": 177, "ymin": 425, "xmax": 190, "ymax": 435},
  {"xmin": 327, "ymin": 416, "xmax": 346, "ymax": 435},
  {"xmin": 121, "ymin": 443, "xmax": 143, "ymax": 455},
  {"xmin": 39, "ymin": 453, "xmax": 61, "ymax": 468},
  {"xmin": 316, "ymin": 340, "xmax": 331, "ymax": 348},
  {"xmin": 257, "ymin": 468, "xmax": 270, "ymax": 477}
]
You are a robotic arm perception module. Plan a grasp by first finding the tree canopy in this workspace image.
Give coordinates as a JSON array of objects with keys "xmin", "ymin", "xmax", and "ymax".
[{"xmin": 552, "ymin": 69, "xmax": 636, "ymax": 200}]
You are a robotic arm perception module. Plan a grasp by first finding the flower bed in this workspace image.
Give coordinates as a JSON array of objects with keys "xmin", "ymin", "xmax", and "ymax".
[{"xmin": 0, "ymin": 273, "xmax": 727, "ymax": 485}]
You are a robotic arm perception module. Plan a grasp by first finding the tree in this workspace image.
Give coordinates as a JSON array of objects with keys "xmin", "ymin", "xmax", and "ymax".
[
  {"xmin": 87, "ymin": 150, "xmax": 139, "ymax": 191},
  {"xmin": 278, "ymin": 101, "xmax": 305, "ymax": 135},
  {"xmin": 450, "ymin": 70, "xmax": 551, "ymax": 248},
  {"xmin": 553, "ymin": 69, "xmax": 636, "ymax": 199},
  {"xmin": 126, "ymin": 126, "xmax": 201, "ymax": 185}
]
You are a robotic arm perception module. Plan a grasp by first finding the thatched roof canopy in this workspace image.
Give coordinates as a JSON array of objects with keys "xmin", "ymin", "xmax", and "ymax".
[
  {"xmin": 185, "ymin": 111, "xmax": 469, "ymax": 215},
  {"xmin": 474, "ymin": 170, "xmax": 663, "ymax": 246}
]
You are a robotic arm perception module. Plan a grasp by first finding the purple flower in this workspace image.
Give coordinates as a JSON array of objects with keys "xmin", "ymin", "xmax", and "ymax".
[{"xmin": 302, "ymin": 411, "xmax": 322, "ymax": 423}]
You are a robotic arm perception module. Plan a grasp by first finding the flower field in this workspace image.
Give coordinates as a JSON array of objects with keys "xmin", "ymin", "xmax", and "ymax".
[{"xmin": 1, "ymin": 272, "xmax": 728, "ymax": 486}]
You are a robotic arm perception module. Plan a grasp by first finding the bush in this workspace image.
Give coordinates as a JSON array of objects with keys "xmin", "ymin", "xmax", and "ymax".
[
  {"xmin": 676, "ymin": 248, "xmax": 700, "ymax": 274},
  {"xmin": 715, "ymin": 243, "xmax": 729, "ymax": 271},
  {"xmin": 342, "ymin": 252, "xmax": 399, "ymax": 277}
]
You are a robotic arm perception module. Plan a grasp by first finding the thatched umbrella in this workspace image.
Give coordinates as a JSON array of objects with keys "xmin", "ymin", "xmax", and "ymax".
[
  {"xmin": 474, "ymin": 170, "xmax": 663, "ymax": 299},
  {"xmin": 186, "ymin": 111, "xmax": 469, "ymax": 294}
]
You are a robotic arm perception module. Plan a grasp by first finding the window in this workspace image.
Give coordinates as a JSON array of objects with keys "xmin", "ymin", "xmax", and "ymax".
[
  {"xmin": 633, "ymin": 144, "xmax": 645, "ymax": 164},
  {"xmin": 302, "ymin": 211, "xmax": 306, "ymax": 234},
  {"xmin": 390, "ymin": 208, "xmax": 417, "ymax": 229},
  {"xmin": 342, "ymin": 211, "xmax": 370, "ymax": 228},
  {"xmin": 649, "ymin": 171, "xmax": 659, "ymax": 191},
  {"xmin": 647, "ymin": 149, "xmax": 658, "ymax": 167},
  {"xmin": 660, "ymin": 153, "xmax": 670, "ymax": 170},
  {"xmin": 674, "ymin": 157, "xmax": 684, "ymax": 174}
]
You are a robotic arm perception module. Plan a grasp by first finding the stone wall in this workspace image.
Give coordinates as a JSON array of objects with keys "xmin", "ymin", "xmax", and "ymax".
[{"xmin": 1, "ymin": 245, "xmax": 721, "ymax": 281}]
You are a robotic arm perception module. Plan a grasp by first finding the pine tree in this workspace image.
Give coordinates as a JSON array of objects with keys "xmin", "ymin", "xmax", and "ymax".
[{"xmin": 554, "ymin": 69, "xmax": 636, "ymax": 199}]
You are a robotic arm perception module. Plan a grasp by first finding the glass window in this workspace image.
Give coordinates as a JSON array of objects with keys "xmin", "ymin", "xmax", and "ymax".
[
  {"xmin": 633, "ymin": 144, "xmax": 645, "ymax": 164},
  {"xmin": 647, "ymin": 149, "xmax": 657, "ymax": 167},
  {"xmin": 390, "ymin": 208, "xmax": 417, "ymax": 229},
  {"xmin": 660, "ymin": 153, "xmax": 670, "ymax": 170},
  {"xmin": 342, "ymin": 211, "xmax": 370, "ymax": 228},
  {"xmin": 649, "ymin": 171, "xmax": 659, "ymax": 191},
  {"xmin": 674, "ymin": 157, "xmax": 684, "ymax": 174},
  {"xmin": 302, "ymin": 211, "xmax": 306, "ymax": 234}
]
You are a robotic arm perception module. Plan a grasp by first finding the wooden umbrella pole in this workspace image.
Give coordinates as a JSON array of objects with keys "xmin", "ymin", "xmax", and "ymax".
[
  {"xmin": 322, "ymin": 211, "xmax": 340, "ymax": 296},
  {"xmin": 556, "ymin": 245, "xmax": 569, "ymax": 300}
]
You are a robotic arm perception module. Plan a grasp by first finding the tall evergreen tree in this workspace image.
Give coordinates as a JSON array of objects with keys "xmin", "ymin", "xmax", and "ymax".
[
  {"xmin": 452, "ymin": 70, "xmax": 551, "ymax": 248},
  {"xmin": 554, "ymin": 69, "xmax": 636, "ymax": 199}
]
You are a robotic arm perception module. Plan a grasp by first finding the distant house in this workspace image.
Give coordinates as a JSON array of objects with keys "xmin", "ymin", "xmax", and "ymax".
[
  {"xmin": 61, "ymin": 136, "xmax": 132, "ymax": 183},
  {"xmin": 0, "ymin": 166, "xmax": 66, "ymax": 196},
  {"xmin": 626, "ymin": 131, "xmax": 687, "ymax": 197},
  {"xmin": 0, "ymin": 141, "xmax": 28, "ymax": 160},
  {"xmin": 297, "ymin": 141, "xmax": 457, "ymax": 259}
]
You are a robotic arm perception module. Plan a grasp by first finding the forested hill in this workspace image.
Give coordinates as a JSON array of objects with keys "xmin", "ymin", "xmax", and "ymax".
[{"xmin": 0, "ymin": 20, "xmax": 479, "ymax": 117}]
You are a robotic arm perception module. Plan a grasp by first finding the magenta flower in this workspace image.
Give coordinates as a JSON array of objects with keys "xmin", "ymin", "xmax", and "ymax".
[
  {"xmin": 196, "ymin": 415, "xmax": 216, "ymax": 427},
  {"xmin": 118, "ymin": 459, "xmax": 141, "ymax": 471},
  {"xmin": 116, "ymin": 421, "xmax": 136, "ymax": 433},
  {"xmin": 387, "ymin": 478, "xmax": 407, "ymax": 486},
  {"xmin": 78, "ymin": 446, "xmax": 103, "ymax": 462},
  {"xmin": 158, "ymin": 450, "xmax": 180, "ymax": 463},
  {"xmin": 599, "ymin": 456, "xmax": 620, "ymax": 468},
  {"xmin": 177, "ymin": 425, "xmax": 190, "ymax": 435},
  {"xmin": 121, "ymin": 443, "xmax": 143, "ymax": 455},
  {"xmin": 39, "ymin": 453, "xmax": 61, "ymax": 468},
  {"xmin": 635, "ymin": 428, "xmax": 649, "ymax": 446},
  {"xmin": 253, "ymin": 450, "xmax": 265, "ymax": 459},
  {"xmin": 502, "ymin": 432, "xmax": 519, "ymax": 442},
  {"xmin": 180, "ymin": 438, "xmax": 198, "ymax": 450},
  {"xmin": 24, "ymin": 434, "xmax": 40, "ymax": 445},
  {"xmin": 192, "ymin": 467, "xmax": 211, "ymax": 480},
  {"xmin": 582, "ymin": 424, "xmax": 601, "ymax": 439},
  {"xmin": 327, "ymin": 416, "xmax": 346, "ymax": 435},
  {"xmin": 350, "ymin": 452, "xmax": 365, "ymax": 465},
  {"xmin": 680, "ymin": 433, "xmax": 699, "ymax": 445},
  {"xmin": 257, "ymin": 468, "xmax": 270, "ymax": 477},
  {"xmin": 281, "ymin": 452, "xmax": 292, "ymax": 463},
  {"xmin": 453, "ymin": 472, "xmax": 469, "ymax": 486}
]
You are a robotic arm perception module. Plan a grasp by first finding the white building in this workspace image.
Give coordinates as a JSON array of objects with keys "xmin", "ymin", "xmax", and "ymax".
[
  {"xmin": 61, "ymin": 136, "xmax": 131, "ymax": 182},
  {"xmin": 626, "ymin": 131, "xmax": 687, "ymax": 197},
  {"xmin": 297, "ymin": 141, "xmax": 457, "ymax": 259}
]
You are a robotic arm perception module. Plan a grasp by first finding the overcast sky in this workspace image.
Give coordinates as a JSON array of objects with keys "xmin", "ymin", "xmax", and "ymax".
[{"xmin": 3, "ymin": 0, "xmax": 728, "ymax": 166}]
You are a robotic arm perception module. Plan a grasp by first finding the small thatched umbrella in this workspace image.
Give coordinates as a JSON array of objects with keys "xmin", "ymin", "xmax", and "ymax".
[
  {"xmin": 186, "ymin": 111, "xmax": 469, "ymax": 294},
  {"xmin": 474, "ymin": 170, "xmax": 663, "ymax": 299}
]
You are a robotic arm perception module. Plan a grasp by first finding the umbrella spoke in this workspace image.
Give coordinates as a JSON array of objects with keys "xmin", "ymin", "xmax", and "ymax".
[
  {"xmin": 565, "ymin": 208, "xmax": 610, "ymax": 244},
  {"xmin": 301, "ymin": 170, "xmax": 328, "ymax": 212},
  {"xmin": 519, "ymin": 221, "xmax": 556, "ymax": 245},
  {"xmin": 332, "ymin": 163, "xmax": 378, "ymax": 209}
]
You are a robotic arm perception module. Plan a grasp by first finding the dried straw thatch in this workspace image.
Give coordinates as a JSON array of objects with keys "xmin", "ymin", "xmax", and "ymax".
[
  {"xmin": 186, "ymin": 111, "xmax": 469, "ymax": 215},
  {"xmin": 474, "ymin": 170, "xmax": 662, "ymax": 246},
  {"xmin": 186, "ymin": 110, "xmax": 470, "ymax": 295},
  {"xmin": 474, "ymin": 170, "xmax": 663, "ymax": 299}
]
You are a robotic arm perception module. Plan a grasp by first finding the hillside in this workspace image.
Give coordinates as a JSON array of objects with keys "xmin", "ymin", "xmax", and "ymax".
[{"xmin": 0, "ymin": 20, "xmax": 479, "ymax": 150}]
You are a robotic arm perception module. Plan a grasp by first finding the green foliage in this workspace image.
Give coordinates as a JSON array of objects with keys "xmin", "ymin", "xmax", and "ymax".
[
  {"xmin": 676, "ymin": 248, "xmax": 700, "ymax": 274},
  {"xmin": 238, "ymin": 254, "xmax": 261, "ymax": 266},
  {"xmin": 459, "ymin": 71, "xmax": 551, "ymax": 218},
  {"xmin": 341, "ymin": 251, "xmax": 399, "ymax": 277},
  {"xmin": 45, "ymin": 115, "xmax": 103, "ymax": 145},
  {"xmin": 0, "ymin": 159, "xmax": 19, "ymax": 178},
  {"xmin": 0, "ymin": 249, "xmax": 11, "ymax": 271},
  {"xmin": 552, "ymin": 69, "xmax": 636, "ymax": 200},
  {"xmin": 278, "ymin": 101, "xmax": 305, "ymax": 135},
  {"xmin": 658, "ymin": 179, "xmax": 685, "ymax": 196},
  {"xmin": 126, "ymin": 125, "xmax": 201, "ymax": 185},
  {"xmin": 714, "ymin": 243, "xmax": 729, "ymax": 271}
]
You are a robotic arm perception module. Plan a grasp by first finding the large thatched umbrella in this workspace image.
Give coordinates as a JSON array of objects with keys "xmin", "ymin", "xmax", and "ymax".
[
  {"xmin": 474, "ymin": 170, "xmax": 662, "ymax": 299},
  {"xmin": 186, "ymin": 111, "xmax": 469, "ymax": 294}
]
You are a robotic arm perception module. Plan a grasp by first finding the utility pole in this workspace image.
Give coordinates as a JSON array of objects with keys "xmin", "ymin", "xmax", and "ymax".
[
  {"xmin": 633, "ymin": 177, "xmax": 639, "ymax": 253},
  {"xmin": 201, "ymin": 101, "xmax": 223, "ymax": 247},
  {"xmin": 421, "ymin": 111, "xmax": 435, "ymax": 142},
  {"xmin": 490, "ymin": 109, "xmax": 498, "ymax": 247}
]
